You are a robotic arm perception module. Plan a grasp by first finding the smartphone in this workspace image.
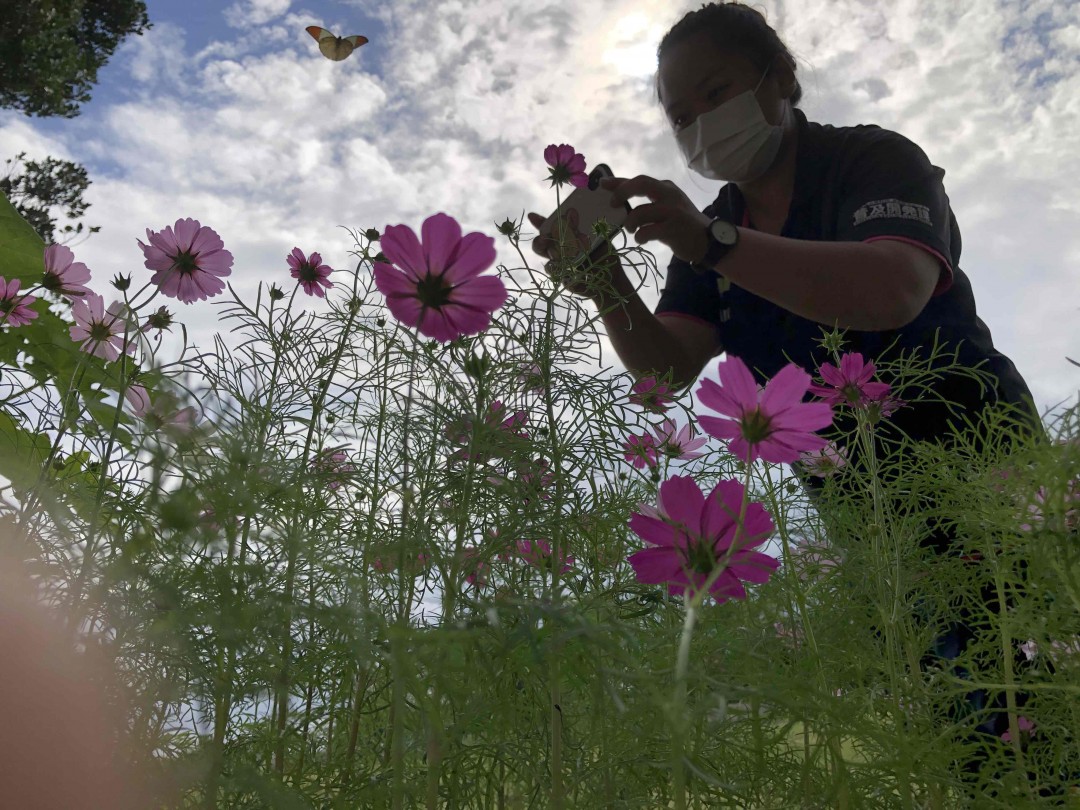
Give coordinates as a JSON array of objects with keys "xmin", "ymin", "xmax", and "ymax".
[{"xmin": 537, "ymin": 163, "xmax": 632, "ymax": 266}]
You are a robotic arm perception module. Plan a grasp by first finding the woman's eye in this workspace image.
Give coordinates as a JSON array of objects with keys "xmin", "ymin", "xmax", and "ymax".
[{"xmin": 707, "ymin": 85, "xmax": 728, "ymax": 100}]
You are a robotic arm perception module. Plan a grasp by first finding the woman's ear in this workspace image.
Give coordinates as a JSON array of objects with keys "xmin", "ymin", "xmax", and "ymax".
[{"xmin": 773, "ymin": 55, "xmax": 798, "ymax": 100}]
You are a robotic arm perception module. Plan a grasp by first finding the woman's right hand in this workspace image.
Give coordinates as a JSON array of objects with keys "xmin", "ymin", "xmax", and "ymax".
[{"xmin": 526, "ymin": 208, "xmax": 621, "ymax": 300}]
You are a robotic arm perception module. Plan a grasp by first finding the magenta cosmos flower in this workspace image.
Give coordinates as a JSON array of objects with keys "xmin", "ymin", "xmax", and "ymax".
[
  {"xmin": 544, "ymin": 143, "xmax": 588, "ymax": 188},
  {"xmin": 651, "ymin": 418, "xmax": 708, "ymax": 461},
  {"xmin": 0, "ymin": 277, "xmax": 38, "ymax": 327},
  {"xmin": 287, "ymin": 247, "xmax": 334, "ymax": 298},
  {"xmin": 138, "ymin": 218, "xmax": 234, "ymax": 304},
  {"xmin": 517, "ymin": 539, "xmax": 575, "ymax": 574},
  {"xmin": 69, "ymin": 293, "xmax": 134, "ymax": 361},
  {"xmin": 807, "ymin": 352, "xmax": 891, "ymax": 407},
  {"xmin": 629, "ymin": 375, "xmax": 675, "ymax": 413},
  {"xmin": 373, "ymin": 213, "xmax": 509, "ymax": 343},
  {"xmin": 696, "ymin": 356, "xmax": 834, "ymax": 465},
  {"xmin": 43, "ymin": 244, "xmax": 92, "ymax": 298},
  {"xmin": 623, "ymin": 432, "xmax": 658, "ymax": 469},
  {"xmin": 628, "ymin": 475, "xmax": 778, "ymax": 602},
  {"xmin": 447, "ymin": 400, "xmax": 530, "ymax": 464}
]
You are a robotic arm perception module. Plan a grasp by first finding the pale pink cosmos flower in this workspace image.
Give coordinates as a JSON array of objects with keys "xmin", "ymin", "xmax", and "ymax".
[
  {"xmin": 696, "ymin": 356, "xmax": 834, "ymax": 465},
  {"xmin": 313, "ymin": 449, "xmax": 354, "ymax": 491},
  {"xmin": 517, "ymin": 539, "xmax": 575, "ymax": 574},
  {"xmin": 516, "ymin": 362, "xmax": 544, "ymax": 393},
  {"xmin": 544, "ymin": 144, "xmax": 588, "ymax": 188},
  {"xmin": 138, "ymin": 218, "xmax": 234, "ymax": 304},
  {"xmin": 797, "ymin": 441, "xmax": 849, "ymax": 479},
  {"xmin": 373, "ymin": 213, "xmax": 508, "ymax": 343},
  {"xmin": 125, "ymin": 386, "xmax": 199, "ymax": 434},
  {"xmin": 287, "ymin": 247, "xmax": 334, "ymax": 298},
  {"xmin": 623, "ymin": 432, "xmax": 659, "ymax": 469},
  {"xmin": 1018, "ymin": 481, "xmax": 1080, "ymax": 532},
  {"xmin": 124, "ymin": 384, "xmax": 151, "ymax": 418},
  {"xmin": 42, "ymin": 244, "xmax": 92, "ymax": 298},
  {"xmin": 69, "ymin": 293, "xmax": 134, "ymax": 361},
  {"xmin": 1019, "ymin": 639, "xmax": 1038, "ymax": 662},
  {"xmin": 808, "ymin": 352, "xmax": 891, "ymax": 407},
  {"xmin": 629, "ymin": 375, "xmax": 675, "ymax": 413},
  {"xmin": 651, "ymin": 418, "xmax": 708, "ymax": 461},
  {"xmin": 0, "ymin": 276, "xmax": 38, "ymax": 327},
  {"xmin": 628, "ymin": 475, "xmax": 779, "ymax": 602},
  {"xmin": 787, "ymin": 534, "xmax": 838, "ymax": 582},
  {"xmin": 1000, "ymin": 716, "xmax": 1035, "ymax": 743}
]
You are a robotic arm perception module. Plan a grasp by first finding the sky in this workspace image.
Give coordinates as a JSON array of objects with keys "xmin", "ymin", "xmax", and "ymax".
[{"xmin": 3, "ymin": 0, "xmax": 1080, "ymax": 426}]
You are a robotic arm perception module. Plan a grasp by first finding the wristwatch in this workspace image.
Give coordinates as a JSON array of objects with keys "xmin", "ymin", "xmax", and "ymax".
[{"xmin": 693, "ymin": 217, "xmax": 739, "ymax": 274}]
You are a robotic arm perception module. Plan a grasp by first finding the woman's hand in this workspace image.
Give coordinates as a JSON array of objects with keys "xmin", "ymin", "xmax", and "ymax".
[
  {"xmin": 525, "ymin": 207, "xmax": 621, "ymax": 300},
  {"xmin": 601, "ymin": 175, "xmax": 712, "ymax": 264}
]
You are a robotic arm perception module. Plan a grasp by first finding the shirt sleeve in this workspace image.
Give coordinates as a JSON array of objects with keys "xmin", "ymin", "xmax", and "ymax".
[
  {"xmin": 654, "ymin": 254, "xmax": 726, "ymax": 348},
  {"xmin": 834, "ymin": 133, "xmax": 955, "ymax": 296}
]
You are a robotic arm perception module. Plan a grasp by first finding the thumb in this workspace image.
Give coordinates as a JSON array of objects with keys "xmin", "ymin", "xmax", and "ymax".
[{"xmin": 527, "ymin": 212, "xmax": 544, "ymax": 227}]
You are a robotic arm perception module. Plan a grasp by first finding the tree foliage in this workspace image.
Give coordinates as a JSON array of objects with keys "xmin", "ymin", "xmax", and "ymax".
[
  {"xmin": 0, "ymin": 0, "xmax": 150, "ymax": 118},
  {"xmin": 1, "ymin": 152, "xmax": 99, "ymax": 243}
]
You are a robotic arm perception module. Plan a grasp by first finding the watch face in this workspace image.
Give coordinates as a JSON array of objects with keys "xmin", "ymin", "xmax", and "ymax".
[{"xmin": 710, "ymin": 219, "xmax": 739, "ymax": 245}]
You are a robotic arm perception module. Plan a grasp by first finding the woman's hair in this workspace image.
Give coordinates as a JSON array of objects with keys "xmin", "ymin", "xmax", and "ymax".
[{"xmin": 656, "ymin": 3, "xmax": 802, "ymax": 107}]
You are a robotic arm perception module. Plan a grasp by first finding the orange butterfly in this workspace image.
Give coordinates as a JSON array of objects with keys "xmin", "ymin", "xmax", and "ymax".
[{"xmin": 306, "ymin": 26, "xmax": 368, "ymax": 61}]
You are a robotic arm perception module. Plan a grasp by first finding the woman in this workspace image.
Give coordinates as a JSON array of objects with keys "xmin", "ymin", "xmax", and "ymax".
[{"xmin": 528, "ymin": 0, "xmax": 1048, "ymax": 787}]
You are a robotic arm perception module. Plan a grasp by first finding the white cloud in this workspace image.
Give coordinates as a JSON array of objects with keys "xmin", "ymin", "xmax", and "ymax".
[{"xmin": 225, "ymin": 0, "xmax": 293, "ymax": 29}]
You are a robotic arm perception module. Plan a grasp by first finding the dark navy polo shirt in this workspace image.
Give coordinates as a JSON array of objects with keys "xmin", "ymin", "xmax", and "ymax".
[{"xmin": 656, "ymin": 108, "xmax": 1042, "ymax": 452}]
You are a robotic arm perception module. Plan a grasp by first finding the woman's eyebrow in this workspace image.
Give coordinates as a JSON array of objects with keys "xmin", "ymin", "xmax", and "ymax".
[{"xmin": 663, "ymin": 70, "xmax": 729, "ymax": 116}]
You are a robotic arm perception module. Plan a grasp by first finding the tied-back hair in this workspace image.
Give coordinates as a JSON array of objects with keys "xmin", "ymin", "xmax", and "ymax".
[{"xmin": 656, "ymin": 2, "xmax": 802, "ymax": 108}]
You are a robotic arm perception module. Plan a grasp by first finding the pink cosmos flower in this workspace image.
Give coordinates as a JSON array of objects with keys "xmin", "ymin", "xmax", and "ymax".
[
  {"xmin": 0, "ymin": 277, "xmax": 38, "ymax": 327},
  {"xmin": 313, "ymin": 449, "xmax": 354, "ymax": 491},
  {"xmin": 1018, "ymin": 481, "xmax": 1080, "ymax": 532},
  {"xmin": 651, "ymin": 418, "xmax": 708, "ymax": 461},
  {"xmin": 373, "ymin": 213, "xmax": 508, "ymax": 343},
  {"xmin": 696, "ymin": 356, "xmax": 834, "ymax": 465},
  {"xmin": 517, "ymin": 539, "xmax": 575, "ymax": 574},
  {"xmin": 628, "ymin": 475, "xmax": 779, "ymax": 602},
  {"xmin": 516, "ymin": 362, "xmax": 545, "ymax": 393},
  {"xmin": 461, "ymin": 546, "xmax": 488, "ymax": 586},
  {"xmin": 287, "ymin": 247, "xmax": 334, "ymax": 298},
  {"xmin": 787, "ymin": 534, "xmax": 838, "ymax": 582},
  {"xmin": 808, "ymin": 352, "xmax": 892, "ymax": 407},
  {"xmin": 125, "ymin": 386, "xmax": 198, "ymax": 434},
  {"xmin": 544, "ymin": 144, "xmax": 588, "ymax": 188},
  {"xmin": 69, "ymin": 293, "xmax": 134, "ymax": 361},
  {"xmin": 623, "ymin": 432, "xmax": 659, "ymax": 469},
  {"xmin": 519, "ymin": 459, "xmax": 554, "ymax": 501},
  {"xmin": 42, "ymin": 244, "xmax": 92, "ymax": 298},
  {"xmin": 1019, "ymin": 639, "xmax": 1038, "ymax": 662},
  {"xmin": 124, "ymin": 384, "xmax": 151, "ymax": 418},
  {"xmin": 138, "ymin": 218, "xmax": 234, "ymax": 304},
  {"xmin": 1000, "ymin": 716, "xmax": 1035, "ymax": 743},
  {"xmin": 629, "ymin": 375, "xmax": 675, "ymax": 413},
  {"xmin": 447, "ymin": 400, "xmax": 530, "ymax": 464},
  {"xmin": 797, "ymin": 441, "xmax": 849, "ymax": 478}
]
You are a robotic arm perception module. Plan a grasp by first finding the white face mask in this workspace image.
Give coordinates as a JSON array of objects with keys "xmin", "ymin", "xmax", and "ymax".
[{"xmin": 675, "ymin": 66, "xmax": 785, "ymax": 183}]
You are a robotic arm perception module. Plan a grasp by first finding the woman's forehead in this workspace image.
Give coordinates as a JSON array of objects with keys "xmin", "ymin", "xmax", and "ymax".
[{"xmin": 658, "ymin": 35, "xmax": 758, "ymax": 104}]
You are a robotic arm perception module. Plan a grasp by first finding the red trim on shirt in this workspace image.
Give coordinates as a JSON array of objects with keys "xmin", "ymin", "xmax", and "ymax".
[{"xmin": 862, "ymin": 235, "xmax": 954, "ymax": 296}]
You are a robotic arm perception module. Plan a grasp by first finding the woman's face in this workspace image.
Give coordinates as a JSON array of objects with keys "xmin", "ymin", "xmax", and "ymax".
[{"xmin": 658, "ymin": 31, "xmax": 792, "ymax": 133}]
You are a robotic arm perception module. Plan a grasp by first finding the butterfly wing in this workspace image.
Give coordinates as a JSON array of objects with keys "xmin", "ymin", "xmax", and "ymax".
[{"xmin": 307, "ymin": 25, "xmax": 368, "ymax": 60}]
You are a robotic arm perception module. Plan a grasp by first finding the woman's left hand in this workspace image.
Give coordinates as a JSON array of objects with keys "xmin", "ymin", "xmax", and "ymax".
[{"xmin": 601, "ymin": 175, "xmax": 713, "ymax": 264}]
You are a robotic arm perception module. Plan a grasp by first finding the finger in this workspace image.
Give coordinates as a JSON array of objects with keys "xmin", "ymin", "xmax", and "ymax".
[
  {"xmin": 623, "ymin": 202, "xmax": 668, "ymax": 234},
  {"xmin": 527, "ymin": 212, "xmax": 544, "ymax": 227},
  {"xmin": 603, "ymin": 174, "xmax": 665, "ymax": 207},
  {"xmin": 632, "ymin": 220, "xmax": 673, "ymax": 247}
]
